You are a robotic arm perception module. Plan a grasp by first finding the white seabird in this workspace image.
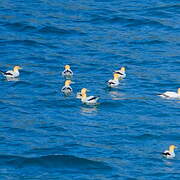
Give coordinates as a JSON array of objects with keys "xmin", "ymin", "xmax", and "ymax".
[
  {"xmin": 162, "ymin": 145, "xmax": 177, "ymax": 159},
  {"xmin": 159, "ymin": 88, "xmax": 180, "ymax": 99},
  {"xmin": 0, "ymin": 66, "xmax": 22, "ymax": 78},
  {"xmin": 107, "ymin": 73, "xmax": 120, "ymax": 88},
  {"xmin": 114, "ymin": 67, "xmax": 126, "ymax": 79},
  {"xmin": 61, "ymin": 80, "xmax": 73, "ymax": 95},
  {"xmin": 80, "ymin": 88, "xmax": 99, "ymax": 105},
  {"xmin": 62, "ymin": 65, "xmax": 73, "ymax": 78}
]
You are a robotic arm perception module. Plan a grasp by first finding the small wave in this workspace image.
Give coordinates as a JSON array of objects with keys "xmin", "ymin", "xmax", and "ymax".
[
  {"xmin": 39, "ymin": 26, "xmax": 84, "ymax": 36},
  {"xmin": 85, "ymin": 15, "xmax": 136, "ymax": 25},
  {"xmin": 86, "ymin": 15, "xmax": 175, "ymax": 30},
  {"xmin": 13, "ymin": 80, "xmax": 32, "ymax": 87},
  {"xmin": 5, "ymin": 22, "xmax": 37, "ymax": 32},
  {"xmin": 133, "ymin": 134, "xmax": 160, "ymax": 140},
  {"xmin": 107, "ymin": 16, "xmax": 146, "ymax": 25},
  {"xmin": 129, "ymin": 40, "xmax": 167, "ymax": 45},
  {"xmin": 39, "ymin": 125, "xmax": 67, "ymax": 132},
  {"xmin": 0, "ymin": 40, "xmax": 44, "ymax": 47},
  {"xmin": 147, "ymin": 4, "xmax": 180, "ymax": 12},
  {"xmin": 142, "ymin": 10, "xmax": 172, "ymax": 18},
  {"xmin": 125, "ymin": 18, "xmax": 173, "ymax": 30},
  {"xmin": 0, "ymin": 154, "xmax": 111, "ymax": 170}
]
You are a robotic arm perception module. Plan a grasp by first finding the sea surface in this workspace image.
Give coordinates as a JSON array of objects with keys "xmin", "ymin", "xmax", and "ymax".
[{"xmin": 0, "ymin": 0, "xmax": 179, "ymax": 179}]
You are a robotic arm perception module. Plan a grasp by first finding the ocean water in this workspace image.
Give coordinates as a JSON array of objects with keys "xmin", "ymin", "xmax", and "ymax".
[{"xmin": 0, "ymin": 0, "xmax": 179, "ymax": 179}]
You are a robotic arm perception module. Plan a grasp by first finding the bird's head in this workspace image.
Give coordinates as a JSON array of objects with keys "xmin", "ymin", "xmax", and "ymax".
[
  {"xmin": 169, "ymin": 145, "xmax": 177, "ymax": 152},
  {"xmin": 65, "ymin": 80, "xmax": 72, "ymax": 86},
  {"xmin": 178, "ymin": 88, "xmax": 180, "ymax": 95},
  {"xmin": 81, "ymin": 88, "xmax": 87, "ymax": 95},
  {"xmin": 120, "ymin": 67, "xmax": 125, "ymax": 72},
  {"xmin": 65, "ymin": 65, "xmax": 70, "ymax": 70},
  {"xmin": 14, "ymin": 66, "xmax": 22, "ymax": 71},
  {"xmin": 113, "ymin": 73, "xmax": 120, "ymax": 80}
]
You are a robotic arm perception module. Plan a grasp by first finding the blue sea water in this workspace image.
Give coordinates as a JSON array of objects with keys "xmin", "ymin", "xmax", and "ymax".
[{"xmin": 0, "ymin": 0, "xmax": 180, "ymax": 179}]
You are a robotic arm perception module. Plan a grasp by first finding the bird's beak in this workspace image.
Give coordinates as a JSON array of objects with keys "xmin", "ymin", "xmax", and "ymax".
[
  {"xmin": 71, "ymin": 81, "xmax": 75, "ymax": 84},
  {"xmin": 87, "ymin": 89, "xmax": 90, "ymax": 92}
]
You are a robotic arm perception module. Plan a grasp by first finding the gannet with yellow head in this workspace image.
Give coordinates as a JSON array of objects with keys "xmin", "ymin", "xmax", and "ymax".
[
  {"xmin": 159, "ymin": 88, "xmax": 180, "ymax": 99},
  {"xmin": 107, "ymin": 73, "xmax": 120, "ymax": 87},
  {"xmin": 61, "ymin": 80, "xmax": 73, "ymax": 95},
  {"xmin": 62, "ymin": 65, "xmax": 73, "ymax": 77},
  {"xmin": 0, "ymin": 66, "xmax": 22, "ymax": 78},
  {"xmin": 80, "ymin": 88, "xmax": 99, "ymax": 105},
  {"xmin": 114, "ymin": 67, "xmax": 126, "ymax": 79},
  {"xmin": 162, "ymin": 145, "xmax": 177, "ymax": 158}
]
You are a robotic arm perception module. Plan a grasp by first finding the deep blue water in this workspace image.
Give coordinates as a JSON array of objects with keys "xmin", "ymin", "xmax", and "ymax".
[{"xmin": 0, "ymin": 0, "xmax": 180, "ymax": 179}]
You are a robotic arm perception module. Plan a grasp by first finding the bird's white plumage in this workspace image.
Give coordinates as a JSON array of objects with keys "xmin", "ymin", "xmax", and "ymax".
[
  {"xmin": 62, "ymin": 65, "xmax": 73, "ymax": 78},
  {"xmin": 61, "ymin": 80, "xmax": 73, "ymax": 95},
  {"xmin": 0, "ymin": 66, "xmax": 22, "ymax": 79},
  {"xmin": 162, "ymin": 150, "xmax": 175, "ymax": 159},
  {"xmin": 62, "ymin": 69, "xmax": 73, "ymax": 77},
  {"xmin": 114, "ymin": 70, "xmax": 126, "ymax": 79},
  {"xmin": 107, "ymin": 79, "xmax": 119, "ymax": 88},
  {"xmin": 114, "ymin": 67, "xmax": 126, "ymax": 79},
  {"xmin": 159, "ymin": 91, "xmax": 180, "ymax": 99},
  {"xmin": 107, "ymin": 73, "xmax": 120, "ymax": 88},
  {"xmin": 61, "ymin": 85, "xmax": 72, "ymax": 95},
  {"xmin": 162, "ymin": 145, "xmax": 177, "ymax": 159},
  {"xmin": 76, "ymin": 92, "xmax": 82, "ymax": 99},
  {"xmin": 80, "ymin": 88, "xmax": 99, "ymax": 105},
  {"xmin": 81, "ymin": 96, "xmax": 99, "ymax": 105}
]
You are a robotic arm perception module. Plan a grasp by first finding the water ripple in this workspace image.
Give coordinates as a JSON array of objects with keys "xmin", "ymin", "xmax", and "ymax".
[
  {"xmin": 0, "ymin": 154, "xmax": 111, "ymax": 170},
  {"xmin": 0, "ymin": 0, "xmax": 179, "ymax": 179}
]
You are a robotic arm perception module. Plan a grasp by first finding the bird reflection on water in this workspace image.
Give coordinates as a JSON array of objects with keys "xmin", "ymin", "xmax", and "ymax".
[
  {"xmin": 80, "ymin": 106, "xmax": 98, "ymax": 116},
  {"xmin": 6, "ymin": 77, "xmax": 20, "ymax": 82},
  {"xmin": 109, "ymin": 91, "xmax": 125, "ymax": 100}
]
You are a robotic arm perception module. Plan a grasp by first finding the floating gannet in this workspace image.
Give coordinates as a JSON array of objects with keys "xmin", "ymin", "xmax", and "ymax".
[
  {"xmin": 61, "ymin": 80, "xmax": 73, "ymax": 95},
  {"xmin": 0, "ymin": 66, "xmax": 22, "ymax": 78},
  {"xmin": 107, "ymin": 73, "xmax": 120, "ymax": 87},
  {"xmin": 159, "ymin": 88, "xmax": 180, "ymax": 99},
  {"xmin": 162, "ymin": 145, "xmax": 177, "ymax": 159},
  {"xmin": 114, "ymin": 67, "xmax": 126, "ymax": 79},
  {"xmin": 80, "ymin": 88, "xmax": 99, "ymax": 105},
  {"xmin": 62, "ymin": 65, "xmax": 73, "ymax": 78}
]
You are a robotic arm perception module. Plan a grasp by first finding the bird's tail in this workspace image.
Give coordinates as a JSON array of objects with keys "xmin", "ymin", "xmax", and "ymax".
[
  {"xmin": 96, "ymin": 96, "xmax": 100, "ymax": 100},
  {"xmin": 0, "ymin": 70, "xmax": 5, "ymax": 75}
]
